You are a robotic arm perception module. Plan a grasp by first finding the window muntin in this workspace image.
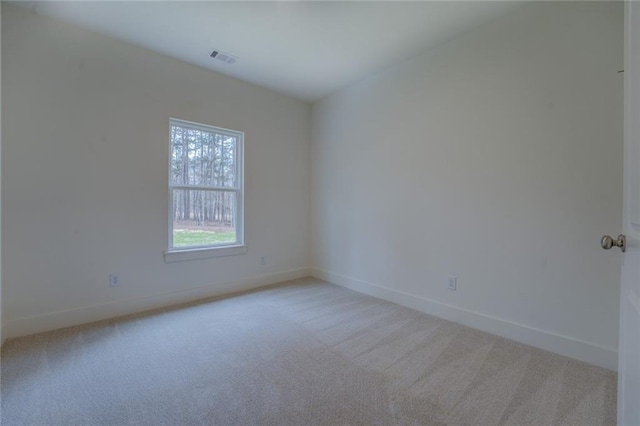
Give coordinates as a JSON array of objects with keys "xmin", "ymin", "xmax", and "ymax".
[{"xmin": 169, "ymin": 119, "xmax": 243, "ymax": 250}]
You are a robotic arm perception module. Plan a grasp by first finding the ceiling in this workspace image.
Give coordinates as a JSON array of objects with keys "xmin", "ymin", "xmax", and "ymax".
[{"xmin": 19, "ymin": 1, "xmax": 524, "ymax": 102}]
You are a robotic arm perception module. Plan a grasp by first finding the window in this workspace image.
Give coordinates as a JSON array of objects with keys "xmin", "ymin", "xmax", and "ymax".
[{"xmin": 166, "ymin": 118, "xmax": 244, "ymax": 260}]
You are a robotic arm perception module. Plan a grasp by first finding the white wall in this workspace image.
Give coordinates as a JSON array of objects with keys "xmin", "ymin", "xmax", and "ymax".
[
  {"xmin": 2, "ymin": 4, "xmax": 311, "ymax": 338},
  {"xmin": 1, "ymin": 2, "xmax": 625, "ymax": 371},
  {"xmin": 311, "ymin": 2, "xmax": 623, "ymax": 369}
]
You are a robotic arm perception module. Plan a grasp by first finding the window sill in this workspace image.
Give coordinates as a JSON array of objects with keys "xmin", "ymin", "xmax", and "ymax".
[{"xmin": 164, "ymin": 245, "xmax": 248, "ymax": 263}]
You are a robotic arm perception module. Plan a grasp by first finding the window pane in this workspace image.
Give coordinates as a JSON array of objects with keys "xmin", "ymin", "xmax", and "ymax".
[
  {"xmin": 170, "ymin": 124, "xmax": 237, "ymax": 188},
  {"xmin": 172, "ymin": 189, "xmax": 237, "ymax": 248}
]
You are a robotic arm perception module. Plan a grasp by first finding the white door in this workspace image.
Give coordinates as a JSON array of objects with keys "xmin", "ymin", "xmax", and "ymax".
[{"xmin": 617, "ymin": 2, "xmax": 640, "ymax": 424}]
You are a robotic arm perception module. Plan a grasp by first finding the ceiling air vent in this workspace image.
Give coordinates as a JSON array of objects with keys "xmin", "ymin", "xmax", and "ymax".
[{"xmin": 210, "ymin": 49, "xmax": 238, "ymax": 65}]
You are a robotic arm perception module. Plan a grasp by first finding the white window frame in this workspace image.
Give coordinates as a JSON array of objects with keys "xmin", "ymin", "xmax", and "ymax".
[{"xmin": 164, "ymin": 118, "xmax": 246, "ymax": 263}]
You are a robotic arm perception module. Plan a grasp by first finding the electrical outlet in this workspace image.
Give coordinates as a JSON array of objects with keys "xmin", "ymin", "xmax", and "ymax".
[
  {"xmin": 109, "ymin": 274, "xmax": 120, "ymax": 288},
  {"xmin": 260, "ymin": 256, "xmax": 266, "ymax": 266},
  {"xmin": 447, "ymin": 276, "xmax": 457, "ymax": 291}
]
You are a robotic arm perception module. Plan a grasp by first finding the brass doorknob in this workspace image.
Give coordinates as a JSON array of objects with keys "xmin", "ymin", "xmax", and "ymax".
[{"xmin": 601, "ymin": 234, "xmax": 626, "ymax": 252}]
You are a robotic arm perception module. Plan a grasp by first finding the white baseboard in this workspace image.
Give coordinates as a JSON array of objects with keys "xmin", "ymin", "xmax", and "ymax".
[
  {"xmin": 311, "ymin": 267, "xmax": 618, "ymax": 371},
  {"xmin": 5, "ymin": 267, "xmax": 310, "ymax": 340}
]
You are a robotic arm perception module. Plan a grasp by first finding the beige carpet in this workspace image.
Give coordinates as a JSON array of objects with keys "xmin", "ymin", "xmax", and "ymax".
[{"xmin": 1, "ymin": 278, "xmax": 616, "ymax": 425}]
